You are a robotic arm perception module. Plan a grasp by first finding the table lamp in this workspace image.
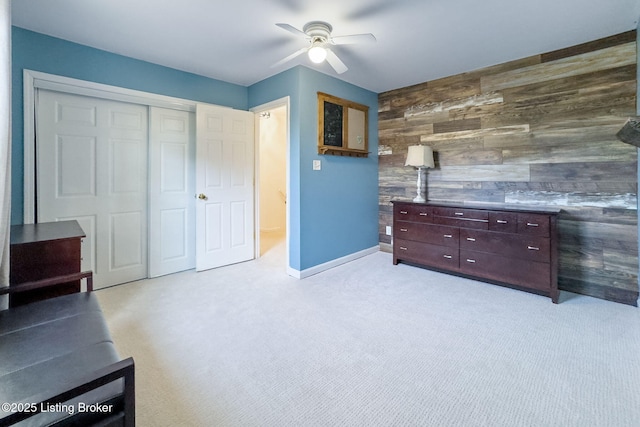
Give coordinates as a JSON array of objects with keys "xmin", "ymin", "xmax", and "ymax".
[{"xmin": 405, "ymin": 145, "xmax": 435, "ymax": 203}]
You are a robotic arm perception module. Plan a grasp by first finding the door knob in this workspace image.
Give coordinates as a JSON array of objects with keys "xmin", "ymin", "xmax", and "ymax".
[{"xmin": 197, "ymin": 193, "xmax": 207, "ymax": 200}]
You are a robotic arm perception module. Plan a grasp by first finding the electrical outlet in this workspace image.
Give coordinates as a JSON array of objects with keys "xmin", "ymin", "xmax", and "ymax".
[
  {"xmin": 386, "ymin": 226, "xmax": 392, "ymax": 235},
  {"xmin": 313, "ymin": 160, "xmax": 321, "ymax": 170}
]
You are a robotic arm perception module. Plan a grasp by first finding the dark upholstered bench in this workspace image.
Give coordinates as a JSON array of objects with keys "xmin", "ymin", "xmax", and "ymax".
[{"xmin": 0, "ymin": 274, "xmax": 134, "ymax": 426}]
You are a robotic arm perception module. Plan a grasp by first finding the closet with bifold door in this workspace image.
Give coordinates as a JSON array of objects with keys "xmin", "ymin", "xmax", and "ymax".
[{"xmin": 36, "ymin": 89, "xmax": 196, "ymax": 289}]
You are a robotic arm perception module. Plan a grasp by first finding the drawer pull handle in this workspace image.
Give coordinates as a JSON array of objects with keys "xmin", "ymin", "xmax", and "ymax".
[
  {"xmin": 443, "ymin": 255, "xmax": 452, "ymax": 259},
  {"xmin": 399, "ymin": 246, "xmax": 408, "ymax": 251},
  {"xmin": 527, "ymin": 222, "xmax": 539, "ymax": 227},
  {"xmin": 454, "ymin": 212, "xmax": 464, "ymax": 216},
  {"xmin": 400, "ymin": 211, "xmax": 408, "ymax": 215},
  {"xmin": 444, "ymin": 234, "xmax": 453, "ymax": 238},
  {"xmin": 497, "ymin": 220, "xmax": 508, "ymax": 224},
  {"xmin": 466, "ymin": 259, "xmax": 476, "ymax": 263},
  {"xmin": 527, "ymin": 246, "xmax": 540, "ymax": 251},
  {"xmin": 466, "ymin": 237, "xmax": 476, "ymax": 242},
  {"xmin": 400, "ymin": 228, "xmax": 408, "ymax": 232},
  {"xmin": 419, "ymin": 212, "xmax": 428, "ymax": 216}
]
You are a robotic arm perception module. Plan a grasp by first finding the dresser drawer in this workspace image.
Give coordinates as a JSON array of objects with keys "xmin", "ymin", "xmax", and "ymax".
[
  {"xmin": 488, "ymin": 212, "xmax": 517, "ymax": 233},
  {"xmin": 432, "ymin": 207, "xmax": 489, "ymax": 221},
  {"xmin": 460, "ymin": 250, "xmax": 551, "ymax": 291},
  {"xmin": 394, "ymin": 238, "xmax": 459, "ymax": 269},
  {"xmin": 395, "ymin": 222, "xmax": 459, "ymax": 247},
  {"xmin": 394, "ymin": 203, "xmax": 433, "ymax": 223},
  {"xmin": 460, "ymin": 229, "xmax": 550, "ymax": 263},
  {"xmin": 518, "ymin": 213, "xmax": 550, "ymax": 236},
  {"xmin": 433, "ymin": 215, "xmax": 489, "ymax": 230},
  {"xmin": 432, "ymin": 207, "xmax": 489, "ymax": 229}
]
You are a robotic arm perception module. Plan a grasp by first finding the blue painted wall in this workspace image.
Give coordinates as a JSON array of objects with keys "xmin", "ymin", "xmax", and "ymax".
[
  {"xmin": 249, "ymin": 66, "xmax": 379, "ymax": 271},
  {"xmin": 11, "ymin": 27, "xmax": 247, "ymax": 224}
]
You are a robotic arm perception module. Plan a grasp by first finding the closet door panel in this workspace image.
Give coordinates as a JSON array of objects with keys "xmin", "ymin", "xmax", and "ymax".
[{"xmin": 37, "ymin": 90, "xmax": 148, "ymax": 289}]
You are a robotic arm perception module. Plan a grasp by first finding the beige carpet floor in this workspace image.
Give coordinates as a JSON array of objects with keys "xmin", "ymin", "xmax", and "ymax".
[{"xmin": 96, "ymin": 239, "xmax": 640, "ymax": 426}]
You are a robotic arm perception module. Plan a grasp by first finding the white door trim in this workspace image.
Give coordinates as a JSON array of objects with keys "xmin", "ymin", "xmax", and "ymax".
[{"xmin": 23, "ymin": 69, "xmax": 200, "ymax": 224}]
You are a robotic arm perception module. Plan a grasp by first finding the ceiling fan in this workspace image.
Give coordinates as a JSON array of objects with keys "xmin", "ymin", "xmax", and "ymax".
[{"xmin": 272, "ymin": 21, "xmax": 376, "ymax": 74}]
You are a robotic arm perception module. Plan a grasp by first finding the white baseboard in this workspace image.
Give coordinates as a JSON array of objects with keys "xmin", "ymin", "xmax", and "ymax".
[{"xmin": 287, "ymin": 245, "xmax": 380, "ymax": 279}]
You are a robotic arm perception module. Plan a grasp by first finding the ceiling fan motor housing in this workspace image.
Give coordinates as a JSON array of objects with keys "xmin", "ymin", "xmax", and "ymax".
[{"xmin": 303, "ymin": 21, "xmax": 333, "ymax": 44}]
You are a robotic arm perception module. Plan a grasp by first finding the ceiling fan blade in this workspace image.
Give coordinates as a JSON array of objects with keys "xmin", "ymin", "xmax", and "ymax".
[
  {"xmin": 325, "ymin": 49, "xmax": 348, "ymax": 74},
  {"xmin": 331, "ymin": 33, "xmax": 376, "ymax": 45},
  {"xmin": 275, "ymin": 23, "xmax": 308, "ymax": 38},
  {"xmin": 271, "ymin": 46, "xmax": 308, "ymax": 68}
]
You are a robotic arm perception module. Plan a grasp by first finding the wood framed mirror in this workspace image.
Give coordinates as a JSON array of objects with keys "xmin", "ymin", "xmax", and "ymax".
[{"xmin": 318, "ymin": 92, "xmax": 369, "ymax": 157}]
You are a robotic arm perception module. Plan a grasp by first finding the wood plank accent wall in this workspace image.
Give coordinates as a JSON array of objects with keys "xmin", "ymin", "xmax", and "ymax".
[{"xmin": 378, "ymin": 31, "xmax": 638, "ymax": 305}]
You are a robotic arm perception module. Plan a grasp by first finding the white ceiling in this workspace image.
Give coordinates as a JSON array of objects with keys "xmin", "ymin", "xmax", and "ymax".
[{"xmin": 11, "ymin": 0, "xmax": 640, "ymax": 94}]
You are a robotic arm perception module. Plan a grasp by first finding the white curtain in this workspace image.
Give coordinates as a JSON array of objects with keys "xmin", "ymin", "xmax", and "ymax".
[{"xmin": 0, "ymin": 0, "xmax": 11, "ymax": 299}]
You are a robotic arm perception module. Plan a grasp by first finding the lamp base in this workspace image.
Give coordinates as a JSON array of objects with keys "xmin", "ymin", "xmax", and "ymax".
[{"xmin": 413, "ymin": 167, "xmax": 427, "ymax": 203}]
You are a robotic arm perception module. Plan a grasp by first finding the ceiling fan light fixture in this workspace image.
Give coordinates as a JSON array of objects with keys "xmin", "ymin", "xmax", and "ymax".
[
  {"xmin": 275, "ymin": 21, "xmax": 374, "ymax": 74},
  {"xmin": 308, "ymin": 44, "xmax": 327, "ymax": 64}
]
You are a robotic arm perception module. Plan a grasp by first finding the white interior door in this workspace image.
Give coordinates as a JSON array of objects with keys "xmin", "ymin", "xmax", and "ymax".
[
  {"xmin": 36, "ymin": 89, "xmax": 148, "ymax": 289},
  {"xmin": 195, "ymin": 104, "xmax": 255, "ymax": 271},
  {"xmin": 149, "ymin": 107, "xmax": 196, "ymax": 277}
]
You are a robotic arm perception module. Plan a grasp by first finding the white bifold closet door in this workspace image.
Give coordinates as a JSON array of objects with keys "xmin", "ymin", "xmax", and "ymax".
[
  {"xmin": 148, "ymin": 107, "xmax": 196, "ymax": 277},
  {"xmin": 36, "ymin": 90, "xmax": 196, "ymax": 289},
  {"xmin": 37, "ymin": 90, "xmax": 148, "ymax": 288}
]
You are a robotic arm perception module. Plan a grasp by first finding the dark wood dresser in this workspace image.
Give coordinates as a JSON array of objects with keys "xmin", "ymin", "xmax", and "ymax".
[
  {"xmin": 10, "ymin": 220, "xmax": 86, "ymax": 307},
  {"xmin": 392, "ymin": 201, "xmax": 560, "ymax": 302}
]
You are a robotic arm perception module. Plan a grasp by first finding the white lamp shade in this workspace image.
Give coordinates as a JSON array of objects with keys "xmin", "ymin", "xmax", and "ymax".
[
  {"xmin": 405, "ymin": 145, "xmax": 435, "ymax": 168},
  {"xmin": 308, "ymin": 45, "xmax": 327, "ymax": 63}
]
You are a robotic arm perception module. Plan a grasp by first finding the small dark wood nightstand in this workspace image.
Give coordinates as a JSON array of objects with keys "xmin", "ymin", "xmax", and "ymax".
[{"xmin": 10, "ymin": 220, "xmax": 86, "ymax": 307}]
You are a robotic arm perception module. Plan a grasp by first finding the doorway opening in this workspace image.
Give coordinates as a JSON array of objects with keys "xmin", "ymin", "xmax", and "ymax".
[{"xmin": 254, "ymin": 100, "xmax": 288, "ymax": 264}]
